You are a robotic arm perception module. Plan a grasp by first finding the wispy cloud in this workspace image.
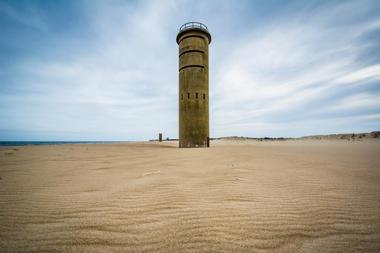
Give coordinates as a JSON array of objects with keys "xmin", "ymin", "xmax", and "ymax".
[
  {"xmin": 335, "ymin": 64, "xmax": 380, "ymax": 84},
  {"xmin": 211, "ymin": 0, "xmax": 380, "ymax": 137},
  {"xmin": 0, "ymin": 0, "xmax": 379, "ymax": 140}
]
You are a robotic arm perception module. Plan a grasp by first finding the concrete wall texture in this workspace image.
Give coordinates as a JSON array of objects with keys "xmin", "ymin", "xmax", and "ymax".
[{"xmin": 177, "ymin": 23, "xmax": 211, "ymax": 148}]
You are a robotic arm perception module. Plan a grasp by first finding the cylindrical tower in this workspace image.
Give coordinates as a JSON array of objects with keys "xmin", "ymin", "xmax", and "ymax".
[{"xmin": 177, "ymin": 22, "xmax": 211, "ymax": 148}]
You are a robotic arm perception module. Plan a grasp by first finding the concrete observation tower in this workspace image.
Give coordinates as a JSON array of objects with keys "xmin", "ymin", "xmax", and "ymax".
[{"xmin": 176, "ymin": 22, "xmax": 211, "ymax": 148}]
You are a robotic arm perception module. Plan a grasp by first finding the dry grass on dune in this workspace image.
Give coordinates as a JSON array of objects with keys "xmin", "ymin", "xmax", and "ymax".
[{"xmin": 0, "ymin": 140, "xmax": 380, "ymax": 252}]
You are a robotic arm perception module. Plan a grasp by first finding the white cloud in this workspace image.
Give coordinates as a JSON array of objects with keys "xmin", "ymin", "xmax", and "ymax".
[
  {"xmin": 1, "ymin": 0, "xmax": 182, "ymax": 140},
  {"xmin": 330, "ymin": 93, "xmax": 380, "ymax": 111},
  {"xmin": 335, "ymin": 64, "xmax": 380, "ymax": 84},
  {"xmin": 1, "ymin": 0, "xmax": 380, "ymax": 140},
  {"xmin": 211, "ymin": 1, "xmax": 380, "ymax": 137}
]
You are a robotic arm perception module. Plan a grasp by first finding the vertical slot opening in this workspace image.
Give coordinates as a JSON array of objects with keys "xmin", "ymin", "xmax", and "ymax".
[
  {"xmin": 203, "ymin": 93, "xmax": 206, "ymax": 99},
  {"xmin": 187, "ymin": 93, "xmax": 190, "ymax": 99},
  {"xmin": 196, "ymin": 93, "xmax": 198, "ymax": 99}
]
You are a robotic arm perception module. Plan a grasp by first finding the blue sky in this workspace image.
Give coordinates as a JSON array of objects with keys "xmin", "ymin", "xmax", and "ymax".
[{"xmin": 1, "ymin": 0, "xmax": 380, "ymax": 141}]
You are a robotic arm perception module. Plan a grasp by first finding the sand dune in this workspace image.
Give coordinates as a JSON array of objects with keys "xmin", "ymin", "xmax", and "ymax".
[{"xmin": 1, "ymin": 140, "xmax": 380, "ymax": 252}]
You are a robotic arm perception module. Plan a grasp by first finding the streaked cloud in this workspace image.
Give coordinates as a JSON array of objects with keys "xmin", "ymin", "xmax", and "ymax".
[{"xmin": 0, "ymin": 0, "xmax": 379, "ymax": 140}]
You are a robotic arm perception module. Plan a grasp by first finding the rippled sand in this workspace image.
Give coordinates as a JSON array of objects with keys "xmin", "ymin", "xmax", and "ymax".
[{"xmin": 1, "ymin": 140, "xmax": 379, "ymax": 252}]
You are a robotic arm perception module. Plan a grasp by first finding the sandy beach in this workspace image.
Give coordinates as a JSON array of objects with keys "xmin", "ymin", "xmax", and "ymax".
[{"xmin": 0, "ymin": 140, "xmax": 379, "ymax": 252}]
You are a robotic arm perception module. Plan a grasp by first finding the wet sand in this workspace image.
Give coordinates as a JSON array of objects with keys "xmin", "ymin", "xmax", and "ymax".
[{"xmin": 1, "ymin": 140, "xmax": 379, "ymax": 252}]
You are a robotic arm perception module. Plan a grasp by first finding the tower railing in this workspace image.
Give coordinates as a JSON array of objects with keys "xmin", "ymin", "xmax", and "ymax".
[{"xmin": 179, "ymin": 22, "xmax": 208, "ymax": 32}]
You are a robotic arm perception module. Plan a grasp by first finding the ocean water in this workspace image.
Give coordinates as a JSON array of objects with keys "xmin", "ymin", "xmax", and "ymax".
[{"xmin": 0, "ymin": 141, "xmax": 128, "ymax": 146}]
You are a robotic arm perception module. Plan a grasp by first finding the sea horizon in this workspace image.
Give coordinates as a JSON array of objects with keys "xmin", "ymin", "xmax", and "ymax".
[{"xmin": 0, "ymin": 141, "xmax": 135, "ymax": 146}]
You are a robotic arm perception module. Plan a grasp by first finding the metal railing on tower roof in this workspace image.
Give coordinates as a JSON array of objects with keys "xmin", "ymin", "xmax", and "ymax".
[{"xmin": 179, "ymin": 22, "xmax": 208, "ymax": 32}]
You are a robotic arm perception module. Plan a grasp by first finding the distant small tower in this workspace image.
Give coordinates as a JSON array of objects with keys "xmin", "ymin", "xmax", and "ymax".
[
  {"xmin": 159, "ymin": 133, "xmax": 162, "ymax": 142},
  {"xmin": 177, "ymin": 22, "xmax": 211, "ymax": 148}
]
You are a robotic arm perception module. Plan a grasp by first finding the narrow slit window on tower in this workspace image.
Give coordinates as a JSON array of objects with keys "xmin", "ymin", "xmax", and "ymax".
[
  {"xmin": 187, "ymin": 93, "xmax": 190, "ymax": 99},
  {"xmin": 203, "ymin": 93, "xmax": 206, "ymax": 99},
  {"xmin": 181, "ymin": 94, "xmax": 183, "ymax": 100},
  {"xmin": 196, "ymin": 93, "xmax": 198, "ymax": 99}
]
